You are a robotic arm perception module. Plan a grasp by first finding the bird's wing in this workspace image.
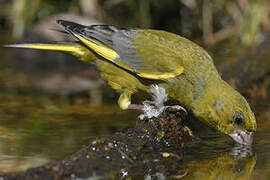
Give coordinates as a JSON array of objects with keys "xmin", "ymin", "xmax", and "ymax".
[{"xmin": 57, "ymin": 20, "xmax": 184, "ymax": 79}]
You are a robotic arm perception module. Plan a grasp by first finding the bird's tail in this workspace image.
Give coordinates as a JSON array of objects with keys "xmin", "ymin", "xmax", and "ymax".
[{"xmin": 4, "ymin": 42, "xmax": 97, "ymax": 64}]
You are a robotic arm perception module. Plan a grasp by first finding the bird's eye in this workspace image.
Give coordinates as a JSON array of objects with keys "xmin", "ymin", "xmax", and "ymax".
[{"xmin": 234, "ymin": 114, "xmax": 244, "ymax": 126}]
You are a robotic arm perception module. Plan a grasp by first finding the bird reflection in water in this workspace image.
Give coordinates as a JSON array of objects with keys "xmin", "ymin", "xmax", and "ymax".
[{"xmin": 181, "ymin": 146, "xmax": 256, "ymax": 180}]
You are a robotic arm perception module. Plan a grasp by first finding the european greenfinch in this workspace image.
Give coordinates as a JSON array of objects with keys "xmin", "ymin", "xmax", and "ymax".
[{"xmin": 5, "ymin": 20, "xmax": 257, "ymax": 145}]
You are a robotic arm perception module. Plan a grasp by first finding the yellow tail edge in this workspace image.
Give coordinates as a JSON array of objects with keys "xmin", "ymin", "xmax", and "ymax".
[{"xmin": 4, "ymin": 42, "xmax": 97, "ymax": 64}]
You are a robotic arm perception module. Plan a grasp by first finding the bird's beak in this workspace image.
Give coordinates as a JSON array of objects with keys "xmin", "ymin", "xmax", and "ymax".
[{"xmin": 229, "ymin": 129, "xmax": 253, "ymax": 146}]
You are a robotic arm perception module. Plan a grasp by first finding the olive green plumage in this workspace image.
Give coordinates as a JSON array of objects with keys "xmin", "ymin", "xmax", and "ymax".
[{"xmin": 5, "ymin": 20, "xmax": 257, "ymax": 145}]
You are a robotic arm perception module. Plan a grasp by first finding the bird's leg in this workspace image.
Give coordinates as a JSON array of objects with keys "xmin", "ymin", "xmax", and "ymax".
[
  {"xmin": 118, "ymin": 91, "xmax": 148, "ymax": 110},
  {"xmin": 127, "ymin": 104, "xmax": 144, "ymax": 110},
  {"xmin": 118, "ymin": 87, "xmax": 187, "ymax": 119}
]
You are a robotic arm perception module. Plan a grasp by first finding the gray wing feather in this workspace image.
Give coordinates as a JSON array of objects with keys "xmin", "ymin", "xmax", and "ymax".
[
  {"xmin": 58, "ymin": 20, "xmax": 147, "ymax": 71},
  {"xmin": 58, "ymin": 20, "xmax": 117, "ymax": 48},
  {"xmin": 112, "ymin": 30, "xmax": 144, "ymax": 70}
]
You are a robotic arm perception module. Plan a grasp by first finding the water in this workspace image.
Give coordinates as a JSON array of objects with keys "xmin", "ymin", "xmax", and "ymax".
[
  {"xmin": 179, "ymin": 128, "xmax": 270, "ymax": 180},
  {"xmin": 0, "ymin": 91, "xmax": 137, "ymax": 173}
]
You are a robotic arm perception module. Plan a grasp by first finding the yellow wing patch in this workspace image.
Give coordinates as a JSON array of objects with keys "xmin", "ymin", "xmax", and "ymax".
[
  {"xmin": 74, "ymin": 34, "xmax": 138, "ymax": 74},
  {"xmin": 137, "ymin": 66, "xmax": 184, "ymax": 79},
  {"xmin": 74, "ymin": 34, "xmax": 119, "ymax": 61},
  {"xmin": 75, "ymin": 34, "xmax": 184, "ymax": 80}
]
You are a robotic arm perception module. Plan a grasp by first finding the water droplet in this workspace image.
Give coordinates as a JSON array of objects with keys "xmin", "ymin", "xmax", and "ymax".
[
  {"xmin": 86, "ymin": 155, "xmax": 90, "ymax": 159},
  {"xmin": 121, "ymin": 168, "xmax": 128, "ymax": 177},
  {"xmin": 92, "ymin": 147, "xmax": 96, "ymax": 151},
  {"xmin": 106, "ymin": 155, "xmax": 111, "ymax": 160},
  {"xmin": 121, "ymin": 155, "xmax": 126, "ymax": 159},
  {"xmin": 108, "ymin": 142, "xmax": 113, "ymax": 148},
  {"xmin": 70, "ymin": 173, "xmax": 76, "ymax": 179}
]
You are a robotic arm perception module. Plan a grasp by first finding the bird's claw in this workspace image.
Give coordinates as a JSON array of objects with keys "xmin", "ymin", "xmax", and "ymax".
[
  {"xmin": 165, "ymin": 105, "xmax": 187, "ymax": 114},
  {"xmin": 138, "ymin": 114, "xmax": 146, "ymax": 120}
]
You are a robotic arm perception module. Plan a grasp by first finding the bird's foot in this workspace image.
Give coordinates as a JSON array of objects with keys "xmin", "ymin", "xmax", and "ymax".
[
  {"xmin": 141, "ymin": 102, "xmax": 165, "ymax": 119},
  {"xmin": 139, "ymin": 85, "xmax": 168, "ymax": 119},
  {"xmin": 126, "ymin": 103, "xmax": 158, "ymax": 120},
  {"xmin": 127, "ymin": 85, "xmax": 187, "ymax": 120}
]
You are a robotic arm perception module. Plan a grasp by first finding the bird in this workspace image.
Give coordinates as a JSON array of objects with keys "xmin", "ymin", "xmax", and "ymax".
[{"xmin": 5, "ymin": 20, "xmax": 257, "ymax": 145}]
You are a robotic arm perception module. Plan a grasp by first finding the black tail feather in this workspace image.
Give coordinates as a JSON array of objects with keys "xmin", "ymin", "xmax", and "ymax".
[{"xmin": 56, "ymin": 20, "xmax": 123, "ymax": 48}]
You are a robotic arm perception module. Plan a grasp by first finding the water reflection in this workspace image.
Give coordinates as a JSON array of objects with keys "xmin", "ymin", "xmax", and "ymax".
[
  {"xmin": 231, "ymin": 145, "xmax": 253, "ymax": 158},
  {"xmin": 182, "ymin": 146, "xmax": 256, "ymax": 180}
]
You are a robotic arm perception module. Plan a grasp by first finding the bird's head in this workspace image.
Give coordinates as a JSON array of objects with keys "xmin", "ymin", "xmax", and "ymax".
[{"xmin": 195, "ymin": 80, "xmax": 257, "ymax": 146}]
